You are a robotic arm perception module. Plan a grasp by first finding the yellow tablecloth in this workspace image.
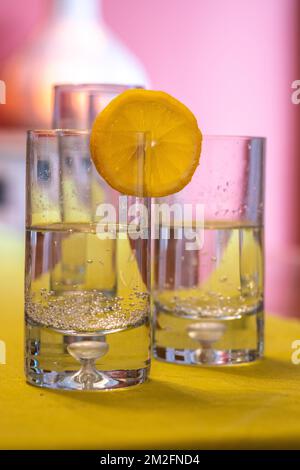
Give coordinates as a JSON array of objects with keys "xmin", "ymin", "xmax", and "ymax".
[{"xmin": 1, "ymin": 229, "xmax": 300, "ymax": 449}]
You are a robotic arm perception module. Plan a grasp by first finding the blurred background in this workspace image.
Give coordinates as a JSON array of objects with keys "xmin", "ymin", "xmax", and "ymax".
[{"xmin": 0, "ymin": 0, "xmax": 299, "ymax": 318}]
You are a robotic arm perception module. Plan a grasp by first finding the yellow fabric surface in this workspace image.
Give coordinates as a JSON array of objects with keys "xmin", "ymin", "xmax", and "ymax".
[{"xmin": 1, "ymin": 230, "xmax": 300, "ymax": 449}]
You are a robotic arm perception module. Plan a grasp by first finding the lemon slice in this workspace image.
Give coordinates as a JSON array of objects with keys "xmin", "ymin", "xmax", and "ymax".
[{"xmin": 90, "ymin": 89, "xmax": 202, "ymax": 197}]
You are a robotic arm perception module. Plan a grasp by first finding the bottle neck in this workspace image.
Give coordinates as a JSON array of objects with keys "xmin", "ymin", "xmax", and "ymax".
[{"xmin": 52, "ymin": 0, "xmax": 101, "ymax": 23}]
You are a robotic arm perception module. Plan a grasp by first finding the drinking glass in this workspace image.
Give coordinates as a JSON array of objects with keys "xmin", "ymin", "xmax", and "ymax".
[
  {"xmin": 25, "ymin": 130, "xmax": 151, "ymax": 390},
  {"xmin": 153, "ymin": 136, "xmax": 265, "ymax": 365},
  {"xmin": 52, "ymin": 83, "xmax": 142, "ymax": 129}
]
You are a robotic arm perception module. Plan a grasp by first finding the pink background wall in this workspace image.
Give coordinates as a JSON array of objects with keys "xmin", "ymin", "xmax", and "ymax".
[
  {"xmin": 104, "ymin": 0, "xmax": 300, "ymax": 248},
  {"xmin": 0, "ymin": 0, "xmax": 300, "ymax": 315}
]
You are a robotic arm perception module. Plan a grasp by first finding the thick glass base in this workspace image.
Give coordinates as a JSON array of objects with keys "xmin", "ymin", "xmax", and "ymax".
[
  {"xmin": 154, "ymin": 346, "xmax": 261, "ymax": 366},
  {"xmin": 153, "ymin": 308, "xmax": 264, "ymax": 366},
  {"xmin": 26, "ymin": 366, "xmax": 149, "ymax": 391},
  {"xmin": 25, "ymin": 321, "xmax": 150, "ymax": 391}
]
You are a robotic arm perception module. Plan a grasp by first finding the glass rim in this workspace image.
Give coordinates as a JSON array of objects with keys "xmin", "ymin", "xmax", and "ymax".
[
  {"xmin": 27, "ymin": 129, "xmax": 91, "ymax": 138},
  {"xmin": 203, "ymin": 134, "xmax": 266, "ymax": 142},
  {"xmin": 27, "ymin": 129, "xmax": 152, "ymax": 138},
  {"xmin": 53, "ymin": 83, "xmax": 143, "ymax": 93},
  {"xmin": 27, "ymin": 130, "xmax": 266, "ymax": 142}
]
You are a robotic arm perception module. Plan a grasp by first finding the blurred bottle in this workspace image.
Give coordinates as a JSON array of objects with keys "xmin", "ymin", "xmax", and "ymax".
[{"xmin": 0, "ymin": 0, "xmax": 149, "ymax": 128}]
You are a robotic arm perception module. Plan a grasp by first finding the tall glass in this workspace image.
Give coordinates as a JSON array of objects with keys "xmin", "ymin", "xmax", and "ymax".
[
  {"xmin": 52, "ymin": 84, "xmax": 142, "ymax": 129},
  {"xmin": 153, "ymin": 136, "xmax": 265, "ymax": 365},
  {"xmin": 25, "ymin": 130, "xmax": 151, "ymax": 390}
]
